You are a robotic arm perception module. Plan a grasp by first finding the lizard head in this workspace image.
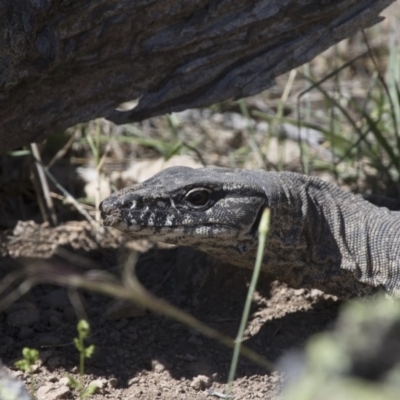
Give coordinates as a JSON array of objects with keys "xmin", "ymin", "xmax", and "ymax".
[{"xmin": 99, "ymin": 166, "xmax": 267, "ymax": 253}]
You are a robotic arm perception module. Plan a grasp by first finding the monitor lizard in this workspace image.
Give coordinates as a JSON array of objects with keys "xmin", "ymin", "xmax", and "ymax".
[{"xmin": 100, "ymin": 166, "xmax": 400, "ymax": 298}]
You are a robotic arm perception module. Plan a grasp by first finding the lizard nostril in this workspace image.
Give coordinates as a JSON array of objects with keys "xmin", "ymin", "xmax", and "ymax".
[{"xmin": 121, "ymin": 197, "xmax": 137, "ymax": 209}]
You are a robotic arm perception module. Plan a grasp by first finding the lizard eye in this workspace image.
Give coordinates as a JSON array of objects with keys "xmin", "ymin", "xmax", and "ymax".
[{"xmin": 185, "ymin": 189, "xmax": 211, "ymax": 208}]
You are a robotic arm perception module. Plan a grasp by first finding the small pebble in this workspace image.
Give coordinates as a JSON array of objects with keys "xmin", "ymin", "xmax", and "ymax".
[
  {"xmin": 90, "ymin": 378, "xmax": 107, "ymax": 393},
  {"xmin": 47, "ymin": 356, "xmax": 64, "ymax": 369},
  {"xmin": 115, "ymin": 319, "xmax": 128, "ymax": 329},
  {"xmin": 36, "ymin": 384, "xmax": 70, "ymax": 400},
  {"xmin": 310, "ymin": 289, "xmax": 323, "ymax": 297},
  {"xmin": 18, "ymin": 327, "xmax": 34, "ymax": 340},
  {"xmin": 42, "ymin": 289, "xmax": 70, "ymax": 310},
  {"xmin": 58, "ymin": 377, "xmax": 69, "ymax": 385},
  {"xmin": 190, "ymin": 375, "xmax": 212, "ymax": 391},
  {"xmin": 0, "ymin": 366, "xmax": 30, "ymax": 400},
  {"xmin": 109, "ymin": 377, "xmax": 118, "ymax": 388},
  {"xmin": 7, "ymin": 302, "xmax": 40, "ymax": 328},
  {"xmin": 48, "ymin": 310, "xmax": 63, "ymax": 326},
  {"xmin": 38, "ymin": 334, "xmax": 61, "ymax": 346},
  {"xmin": 40, "ymin": 349, "xmax": 54, "ymax": 362},
  {"xmin": 151, "ymin": 359, "xmax": 171, "ymax": 373},
  {"xmin": 188, "ymin": 335, "xmax": 203, "ymax": 345},
  {"xmin": 128, "ymin": 332, "xmax": 138, "ymax": 341},
  {"xmin": 63, "ymin": 307, "xmax": 76, "ymax": 322},
  {"xmin": 110, "ymin": 330, "xmax": 121, "ymax": 342}
]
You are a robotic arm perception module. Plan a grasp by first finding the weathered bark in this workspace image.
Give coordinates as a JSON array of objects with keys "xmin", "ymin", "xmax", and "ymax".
[{"xmin": 0, "ymin": 0, "xmax": 393, "ymax": 153}]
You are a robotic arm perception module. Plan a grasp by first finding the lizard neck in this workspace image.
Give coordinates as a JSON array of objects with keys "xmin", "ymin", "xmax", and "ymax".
[
  {"xmin": 281, "ymin": 174, "xmax": 400, "ymax": 297},
  {"xmin": 256, "ymin": 173, "xmax": 388, "ymax": 297}
]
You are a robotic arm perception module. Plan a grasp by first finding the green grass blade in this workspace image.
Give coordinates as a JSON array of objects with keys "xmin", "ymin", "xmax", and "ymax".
[{"xmin": 226, "ymin": 208, "xmax": 271, "ymax": 396}]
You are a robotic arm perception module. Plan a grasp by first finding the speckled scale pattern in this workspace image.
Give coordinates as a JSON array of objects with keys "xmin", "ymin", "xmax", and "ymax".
[{"xmin": 100, "ymin": 166, "xmax": 400, "ymax": 298}]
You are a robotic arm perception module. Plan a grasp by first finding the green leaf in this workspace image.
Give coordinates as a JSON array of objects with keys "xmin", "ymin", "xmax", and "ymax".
[
  {"xmin": 66, "ymin": 374, "xmax": 79, "ymax": 389},
  {"xmin": 14, "ymin": 360, "xmax": 29, "ymax": 372},
  {"xmin": 362, "ymin": 111, "xmax": 399, "ymax": 169},
  {"xmin": 23, "ymin": 348, "xmax": 39, "ymax": 364},
  {"xmin": 84, "ymin": 345, "xmax": 95, "ymax": 359},
  {"xmin": 74, "ymin": 338, "xmax": 83, "ymax": 352},
  {"xmin": 77, "ymin": 320, "xmax": 90, "ymax": 338},
  {"xmin": 82, "ymin": 383, "xmax": 99, "ymax": 398}
]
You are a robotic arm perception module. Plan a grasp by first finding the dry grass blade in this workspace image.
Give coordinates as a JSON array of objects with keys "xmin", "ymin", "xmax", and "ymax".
[
  {"xmin": 31, "ymin": 156, "xmax": 97, "ymax": 225},
  {"xmin": 30, "ymin": 143, "xmax": 58, "ymax": 226},
  {"xmin": 46, "ymin": 131, "xmax": 79, "ymax": 169}
]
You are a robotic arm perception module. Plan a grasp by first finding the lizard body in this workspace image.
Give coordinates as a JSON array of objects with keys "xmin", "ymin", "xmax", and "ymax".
[{"xmin": 100, "ymin": 166, "xmax": 400, "ymax": 298}]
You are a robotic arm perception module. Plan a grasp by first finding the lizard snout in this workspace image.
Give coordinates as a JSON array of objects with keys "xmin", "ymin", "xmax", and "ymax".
[
  {"xmin": 99, "ymin": 198, "xmax": 111, "ymax": 216},
  {"xmin": 99, "ymin": 196, "xmax": 122, "ymax": 227}
]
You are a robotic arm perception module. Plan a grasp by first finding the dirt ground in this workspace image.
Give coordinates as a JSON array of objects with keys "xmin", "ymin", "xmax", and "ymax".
[{"xmin": 0, "ymin": 221, "xmax": 340, "ymax": 400}]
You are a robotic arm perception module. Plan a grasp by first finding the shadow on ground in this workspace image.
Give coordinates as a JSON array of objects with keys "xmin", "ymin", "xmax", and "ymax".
[{"xmin": 0, "ymin": 246, "xmax": 340, "ymax": 399}]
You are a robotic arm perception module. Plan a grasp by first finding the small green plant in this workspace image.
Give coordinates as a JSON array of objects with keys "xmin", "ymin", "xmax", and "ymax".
[
  {"xmin": 15, "ymin": 347, "xmax": 39, "ymax": 397},
  {"xmin": 67, "ymin": 319, "xmax": 97, "ymax": 399}
]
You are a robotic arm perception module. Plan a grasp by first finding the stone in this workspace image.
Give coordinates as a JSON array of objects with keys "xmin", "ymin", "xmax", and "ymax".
[
  {"xmin": 47, "ymin": 356, "xmax": 65, "ymax": 370},
  {"xmin": 6, "ymin": 302, "xmax": 40, "ymax": 328},
  {"xmin": 190, "ymin": 375, "xmax": 212, "ymax": 391},
  {"xmin": 58, "ymin": 377, "xmax": 70, "ymax": 385},
  {"xmin": 90, "ymin": 378, "xmax": 107, "ymax": 394},
  {"xmin": 151, "ymin": 359, "xmax": 171, "ymax": 373},
  {"xmin": 109, "ymin": 377, "xmax": 118, "ymax": 388},
  {"xmin": 42, "ymin": 289, "xmax": 70, "ymax": 310},
  {"xmin": 0, "ymin": 365, "xmax": 31, "ymax": 400},
  {"xmin": 36, "ymin": 384, "xmax": 70, "ymax": 400},
  {"xmin": 18, "ymin": 327, "xmax": 34, "ymax": 340},
  {"xmin": 38, "ymin": 334, "xmax": 61, "ymax": 346}
]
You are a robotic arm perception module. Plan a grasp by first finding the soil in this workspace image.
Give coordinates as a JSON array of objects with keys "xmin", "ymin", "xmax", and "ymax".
[{"xmin": 0, "ymin": 221, "xmax": 340, "ymax": 400}]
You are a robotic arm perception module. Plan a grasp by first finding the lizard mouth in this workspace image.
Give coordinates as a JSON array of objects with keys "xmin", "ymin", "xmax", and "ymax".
[
  {"xmin": 101, "ymin": 209, "xmax": 125, "ymax": 228},
  {"xmin": 100, "ymin": 199, "xmax": 242, "ymax": 235},
  {"xmin": 102, "ymin": 211, "xmax": 235, "ymax": 235}
]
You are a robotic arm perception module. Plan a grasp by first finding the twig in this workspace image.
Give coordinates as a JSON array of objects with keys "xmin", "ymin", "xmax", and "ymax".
[{"xmin": 31, "ymin": 154, "xmax": 96, "ymax": 225}]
